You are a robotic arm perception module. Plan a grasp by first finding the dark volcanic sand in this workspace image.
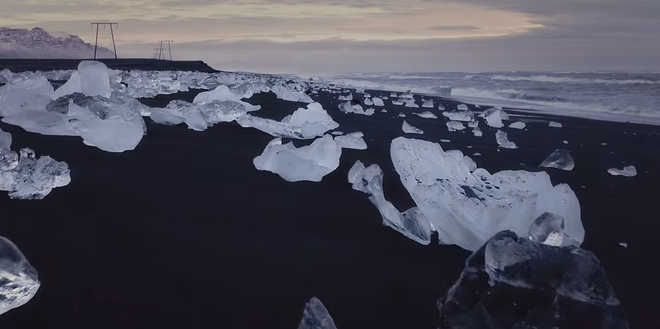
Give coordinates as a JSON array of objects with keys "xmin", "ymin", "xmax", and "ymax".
[
  {"xmin": 0, "ymin": 72, "xmax": 659, "ymax": 328},
  {"xmin": 0, "ymin": 58, "xmax": 217, "ymax": 73}
]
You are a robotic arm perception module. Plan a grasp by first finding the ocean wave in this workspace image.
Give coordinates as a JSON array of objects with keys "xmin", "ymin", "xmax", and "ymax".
[
  {"xmin": 490, "ymin": 75, "xmax": 660, "ymax": 85},
  {"xmin": 451, "ymin": 87, "xmax": 660, "ymax": 119}
]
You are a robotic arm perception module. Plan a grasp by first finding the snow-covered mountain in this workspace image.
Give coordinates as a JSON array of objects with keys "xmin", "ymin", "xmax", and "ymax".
[{"xmin": 0, "ymin": 27, "xmax": 115, "ymax": 59}]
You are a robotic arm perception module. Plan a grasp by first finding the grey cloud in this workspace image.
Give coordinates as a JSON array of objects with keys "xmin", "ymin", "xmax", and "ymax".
[{"xmin": 429, "ymin": 26, "xmax": 479, "ymax": 31}]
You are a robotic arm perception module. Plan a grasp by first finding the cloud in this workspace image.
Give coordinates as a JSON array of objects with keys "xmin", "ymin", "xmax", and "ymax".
[
  {"xmin": 0, "ymin": 0, "xmax": 658, "ymax": 72},
  {"xmin": 429, "ymin": 26, "xmax": 479, "ymax": 31}
]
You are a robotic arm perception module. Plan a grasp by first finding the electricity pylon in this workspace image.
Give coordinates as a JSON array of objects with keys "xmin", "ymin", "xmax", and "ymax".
[{"xmin": 91, "ymin": 23, "xmax": 118, "ymax": 59}]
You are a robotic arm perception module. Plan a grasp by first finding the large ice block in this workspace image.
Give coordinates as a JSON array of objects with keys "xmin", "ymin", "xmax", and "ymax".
[
  {"xmin": 253, "ymin": 135, "xmax": 341, "ymax": 182},
  {"xmin": 0, "ymin": 148, "xmax": 71, "ymax": 199},
  {"xmin": 335, "ymin": 132, "xmax": 367, "ymax": 150},
  {"xmin": 78, "ymin": 60, "xmax": 111, "ymax": 98},
  {"xmin": 390, "ymin": 137, "xmax": 583, "ymax": 251},
  {"xmin": 437, "ymin": 231, "xmax": 629, "ymax": 329},
  {"xmin": 0, "ymin": 236, "xmax": 40, "ymax": 316}
]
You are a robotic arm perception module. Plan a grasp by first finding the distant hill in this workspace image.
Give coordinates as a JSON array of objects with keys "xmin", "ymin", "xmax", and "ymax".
[{"xmin": 0, "ymin": 27, "xmax": 115, "ymax": 59}]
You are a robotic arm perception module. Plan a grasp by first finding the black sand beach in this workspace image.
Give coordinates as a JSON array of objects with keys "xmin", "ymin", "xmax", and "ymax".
[{"xmin": 0, "ymin": 60, "xmax": 659, "ymax": 329}]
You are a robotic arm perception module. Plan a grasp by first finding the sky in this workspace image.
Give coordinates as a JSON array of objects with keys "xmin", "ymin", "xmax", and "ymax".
[{"xmin": 1, "ymin": 0, "xmax": 659, "ymax": 74}]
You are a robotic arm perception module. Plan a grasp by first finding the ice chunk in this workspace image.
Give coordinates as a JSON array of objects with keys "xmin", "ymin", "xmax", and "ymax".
[
  {"xmin": 540, "ymin": 149, "xmax": 575, "ymax": 171},
  {"xmin": 297, "ymin": 297, "xmax": 337, "ymax": 329},
  {"xmin": 363, "ymin": 98, "xmax": 373, "ymax": 106},
  {"xmin": 446, "ymin": 121, "xmax": 465, "ymax": 132},
  {"xmin": 438, "ymin": 231, "xmax": 629, "ymax": 329},
  {"xmin": 479, "ymin": 107, "xmax": 509, "ymax": 120},
  {"xmin": 608, "ymin": 165, "xmax": 637, "ymax": 177},
  {"xmin": 0, "ymin": 236, "xmax": 40, "ymax": 316},
  {"xmin": 414, "ymin": 111, "xmax": 437, "ymax": 119},
  {"xmin": 73, "ymin": 116, "xmax": 144, "ymax": 153},
  {"xmin": 372, "ymin": 97, "xmax": 384, "ymax": 107},
  {"xmin": 421, "ymin": 99, "xmax": 434, "ymax": 108},
  {"xmin": 253, "ymin": 135, "xmax": 341, "ymax": 182},
  {"xmin": 404, "ymin": 100, "xmax": 419, "ymax": 108},
  {"xmin": 390, "ymin": 92, "xmax": 398, "ymax": 98},
  {"xmin": 78, "ymin": 61, "xmax": 111, "ymax": 98},
  {"xmin": 193, "ymin": 85, "xmax": 236, "ymax": 104},
  {"xmin": 286, "ymin": 102, "xmax": 339, "ymax": 138},
  {"xmin": 485, "ymin": 110, "xmax": 505, "ymax": 128},
  {"xmin": 400, "ymin": 90, "xmax": 414, "ymax": 99},
  {"xmin": 549, "ymin": 121, "xmax": 563, "ymax": 128},
  {"xmin": 457, "ymin": 104, "xmax": 468, "ymax": 111},
  {"xmin": 402, "ymin": 121, "xmax": 423, "ymax": 134},
  {"xmin": 348, "ymin": 161, "xmax": 432, "ymax": 244},
  {"xmin": 0, "ymin": 69, "xmax": 12, "ymax": 83},
  {"xmin": 472, "ymin": 127, "xmax": 483, "ymax": 137},
  {"xmin": 270, "ymin": 84, "xmax": 314, "ymax": 103},
  {"xmin": 390, "ymin": 137, "xmax": 583, "ymax": 251},
  {"xmin": 495, "ymin": 130, "xmax": 517, "ymax": 149},
  {"xmin": 337, "ymin": 93, "xmax": 353, "ymax": 101},
  {"xmin": 0, "ymin": 73, "xmax": 54, "ymax": 116},
  {"xmin": 392, "ymin": 99, "xmax": 404, "ymax": 106},
  {"xmin": 528, "ymin": 212, "xmax": 566, "ymax": 246},
  {"xmin": 51, "ymin": 71, "xmax": 81, "ymax": 100},
  {"xmin": 509, "ymin": 121, "xmax": 526, "ymax": 129},
  {"xmin": 150, "ymin": 107, "xmax": 186, "ymax": 126},
  {"xmin": 364, "ymin": 108, "xmax": 375, "ymax": 116},
  {"xmin": 380, "ymin": 109, "xmax": 388, "ymax": 113},
  {"xmin": 442, "ymin": 111, "xmax": 473, "ymax": 122},
  {"xmin": 236, "ymin": 114, "xmax": 304, "ymax": 139},
  {"xmin": 0, "ymin": 127, "xmax": 11, "ymax": 150},
  {"xmin": 0, "ymin": 148, "xmax": 71, "ymax": 199},
  {"xmin": 619, "ymin": 242, "xmax": 628, "ymax": 248},
  {"xmin": 335, "ymin": 132, "xmax": 367, "ymax": 150},
  {"xmin": 331, "ymin": 131, "xmax": 343, "ymax": 136},
  {"xmin": 441, "ymin": 139, "xmax": 451, "ymax": 143},
  {"xmin": 467, "ymin": 121, "xmax": 478, "ymax": 128},
  {"xmin": 2, "ymin": 110, "xmax": 78, "ymax": 136},
  {"xmin": 338, "ymin": 101, "xmax": 363, "ymax": 114},
  {"xmin": 398, "ymin": 113, "xmax": 406, "ymax": 118},
  {"xmin": 438, "ymin": 104, "xmax": 445, "ymax": 111}
]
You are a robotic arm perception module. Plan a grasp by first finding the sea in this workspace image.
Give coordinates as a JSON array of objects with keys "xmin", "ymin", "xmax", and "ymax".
[{"xmin": 310, "ymin": 71, "xmax": 660, "ymax": 123}]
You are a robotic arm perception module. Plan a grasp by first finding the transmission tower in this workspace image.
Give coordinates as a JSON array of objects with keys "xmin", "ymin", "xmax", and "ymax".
[
  {"xmin": 91, "ymin": 23, "xmax": 118, "ymax": 59},
  {"xmin": 156, "ymin": 40, "xmax": 174, "ymax": 60}
]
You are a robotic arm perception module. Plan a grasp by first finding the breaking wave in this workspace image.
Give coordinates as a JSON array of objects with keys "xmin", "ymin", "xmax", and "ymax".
[{"xmin": 490, "ymin": 75, "xmax": 660, "ymax": 85}]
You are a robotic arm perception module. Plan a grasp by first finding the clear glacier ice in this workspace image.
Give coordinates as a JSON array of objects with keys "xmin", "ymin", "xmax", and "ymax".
[
  {"xmin": 495, "ymin": 130, "xmax": 517, "ymax": 149},
  {"xmin": 421, "ymin": 99, "xmax": 434, "ymax": 108},
  {"xmin": 78, "ymin": 60, "xmax": 111, "ymax": 98},
  {"xmin": 446, "ymin": 121, "xmax": 465, "ymax": 132},
  {"xmin": 0, "ymin": 148, "xmax": 71, "ymax": 200},
  {"xmin": 438, "ymin": 230, "xmax": 629, "ymax": 329},
  {"xmin": 402, "ymin": 121, "xmax": 423, "ymax": 134},
  {"xmin": 0, "ymin": 236, "xmax": 40, "ymax": 316},
  {"xmin": 390, "ymin": 137, "xmax": 583, "ymax": 251},
  {"xmin": 372, "ymin": 97, "xmax": 384, "ymax": 107},
  {"xmin": 508, "ymin": 121, "xmax": 526, "ymax": 129},
  {"xmin": 253, "ymin": 135, "xmax": 341, "ymax": 182},
  {"xmin": 608, "ymin": 165, "xmax": 637, "ymax": 177},
  {"xmin": 414, "ymin": 111, "xmax": 437, "ymax": 119},
  {"xmin": 549, "ymin": 121, "xmax": 563, "ymax": 128},
  {"xmin": 348, "ymin": 160, "xmax": 432, "ymax": 244},
  {"xmin": 485, "ymin": 109, "xmax": 505, "ymax": 128},
  {"xmin": 540, "ymin": 149, "xmax": 575, "ymax": 171},
  {"xmin": 472, "ymin": 127, "xmax": 483, "ymax": 137},
  {"xmin": 335, "ymin": 132, "xmax": 367, "ymax": 150},
  {"xmin": 0, "ymin": 73, "xmax": 54, "ymax": 116},
  {"xmin": 442, "ymin": 111, "xmax": 473, "ymax": 122},
  {"xmin": 297, "ymin": 297, "xmax": 337, "ymax": 329}
]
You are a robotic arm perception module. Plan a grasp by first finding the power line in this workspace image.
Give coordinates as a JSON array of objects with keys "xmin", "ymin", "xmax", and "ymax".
[
  {"xmin": 91, "ymin": 23, "xmax": 118, "ymax": 59},
  {"xmin": 156, "ymin": 40, "xmax": 174, "ymax": 60}
]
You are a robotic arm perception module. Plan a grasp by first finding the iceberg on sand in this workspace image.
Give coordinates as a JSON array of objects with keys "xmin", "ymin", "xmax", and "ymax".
[
  {"xmin": 438, "ymin": 230, "xmax": 628, "ymax": 329},
  {"xmin": 297, "ymin": 297, "xmax": 337, "ymax": 329},
  {"xmin": 253, "ymin": 135, "xmax": 341, "ymax": 182},
  {"xmin": 402, "ymin": 120, "xmax": 423, "ymax": 134},
  {"xmin": 389, "ymin": 137, "xmax": 583, "ymax": 251},
  {"xmin": 540, "ymin": 149, "xmax": 575, "ymax": 171},
  {"xmin": 0, "ymin": 236, "xmax": 40, "ymax": 316}
]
